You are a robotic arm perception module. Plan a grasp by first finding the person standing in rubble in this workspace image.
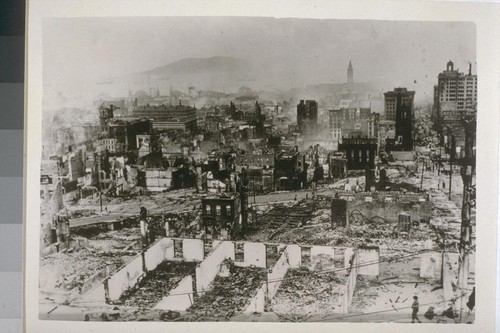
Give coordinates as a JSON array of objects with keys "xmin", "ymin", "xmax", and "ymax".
[{"xmin": 411, "ymin": 296, "xmax": 422, "ymax": 323}]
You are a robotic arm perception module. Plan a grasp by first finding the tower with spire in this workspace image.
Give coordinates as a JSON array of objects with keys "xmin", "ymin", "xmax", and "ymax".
[{"xmin": 347, "ymin": 61, "xmax": 354, "ymax": 84}]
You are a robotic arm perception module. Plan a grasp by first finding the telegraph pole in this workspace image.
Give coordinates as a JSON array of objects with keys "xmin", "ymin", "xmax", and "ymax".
[
  {"xmin": 448, "ymin": 133, "xmax": 455, "ymax": 201},
  {"xmin": 457, "ymin": 117, "xmax": 476, "ymax": 322},
  {"xmin": 97, "ymin": 153, "xmax": 103, "ymax": 212},
  {"xmin": 239, "ymin": 168, "xmax": 249, "ymax": 237}
]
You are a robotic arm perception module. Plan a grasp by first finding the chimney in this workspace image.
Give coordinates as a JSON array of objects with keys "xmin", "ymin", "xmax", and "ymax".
[{"xmin": 468, "ymin": 63, "xmax": 472, "ymax": 76}]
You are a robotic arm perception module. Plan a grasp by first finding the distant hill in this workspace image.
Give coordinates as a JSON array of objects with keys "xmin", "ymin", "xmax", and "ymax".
[{"xmin": 140, "ymin": 56, "xmax": 252, "ymax": 76}]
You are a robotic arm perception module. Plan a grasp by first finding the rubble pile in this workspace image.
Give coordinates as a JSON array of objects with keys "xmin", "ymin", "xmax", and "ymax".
[
  {"xmin": 271, "ymin": 267, "xmax": 345, "ymax": 320},
  {"xmin": 87, "ymin": 307, "xmax": 182, "ymax": 322},
  {"xmin": 181, "ymin": 263, "xmax": 267, "ymax": 321},
  {"xmin": 40, "ymin": 227, "xmax": 145, "ymax": 293},
  {"xmin": 118, "ymin": 261, "xmax": 198, "ymax": 308},
  {"xmin": 40, "ymin": 249, "xmax": 126, "ymax": 292},
  {"xmin": 86, "ymin": 227, "xmax": 141, "ymax": 253},
  {"xmin": 309, "ymin": 208, "xmax": 331, "ymax": 225},
  {"xmin": 148, "ymin": 211, "xmax": 199, "ymax": 238}
]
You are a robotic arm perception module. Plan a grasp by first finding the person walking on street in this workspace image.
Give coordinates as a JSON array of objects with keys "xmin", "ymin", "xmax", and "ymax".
[{"xmin": 412, "ymin": 296, "xmax": 421, "ymax": 323}]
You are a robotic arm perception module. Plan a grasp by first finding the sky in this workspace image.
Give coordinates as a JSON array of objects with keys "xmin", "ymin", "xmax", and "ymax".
[{"xmin": 42, "ymin": 16, "xmax": 476, "ymax": 106}]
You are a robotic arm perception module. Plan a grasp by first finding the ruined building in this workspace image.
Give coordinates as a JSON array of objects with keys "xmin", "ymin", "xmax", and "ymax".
[
  {"xmin": 201, "ymin": 194, "xmax": 242, "ymax": 240},
  {"xmin": 274, "ymin": 146, "xmax": 307, "ymax": 190},
  {"xmin": 338, "ymin": 137, "xmax": 377, "ymax": 170},
  {"xmin": 297, "ymin": 100, "xmax": 318, "ymax": 135}
]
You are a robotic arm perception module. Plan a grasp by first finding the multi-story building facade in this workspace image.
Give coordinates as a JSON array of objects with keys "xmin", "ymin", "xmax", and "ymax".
[
  {"xmin": 384, "ymin": 88, "xmax": 415, "ymax": 151},
  {"xmin": 328, "ymin": 107, "xmax": 379, "ymax": 141},
  {"xmin": 297, "ymin": 100, "xmax": 318, "ymax": 134},
  {"xmin": 201, "ymin": 194, "xmax": 242, "ymax": 239},
  {"xmin": 328, "ymin": 109, "xmax": 343, "ymax": 141},
  {"xmin": 384, "ymin": 88, "xmax": 415, "ymax": 122},
  {"xmin": 338, "ymin": 137, "xmax": 378, "ymax": 170},
  {"xmin": 434, "ymin": 60, "xmax": 477, "ymax": 149},
  {"xmin": 437, "ymin": 60, "xmax": 477, "ymax": 113},
  {"xmin": 274, "ymin": 146, "xmax": 307, "ymax": 190},
  {"xmin": 131, "ymin": 102, "xmax": 197, "ymax": 132}
]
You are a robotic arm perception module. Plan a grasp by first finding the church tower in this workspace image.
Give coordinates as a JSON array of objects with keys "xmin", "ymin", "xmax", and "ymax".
[{"xmin": 347, "ymin": 60, "xmax": 353, "ymax": 84}]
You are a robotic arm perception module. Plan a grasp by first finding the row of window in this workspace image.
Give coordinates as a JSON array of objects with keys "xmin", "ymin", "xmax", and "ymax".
[{"xmin": 205, "ymin": 204, "xmax": 232, "ymax": 216}]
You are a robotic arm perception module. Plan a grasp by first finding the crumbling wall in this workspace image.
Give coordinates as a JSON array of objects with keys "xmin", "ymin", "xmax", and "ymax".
[
  {"xmin": 341, "ymin": 250, "xmax": 359, "ymax": 313},
  {"xmin": 195, "ymin": 241, "xmax": 235, "ymax": 293},
  {"xmin": 420, "ymin": 252, "xmax": 443, "ymax": 280},
  {"xmin": 107, "ymin": 255, "xmax": 144, "ymax": 301},
  {"xmin": 145, "ymin": 239, "xmax": 167, "ymax": 271},
  {"xmin": 163, "ymin": 237, "xmax": 204, "ymax": 262},
  {"xmin": 244, "ymin": 283, "xmax": 267, "ymax": 314},
  {"xmin": 233, "ymin": 242, "xmax": 266, "ymax": 268},
  {"xmin": 267, "ymin": 249, "xmax": 290, "ymax": 300},
  {"xmin": 357, "ymin": 246, "xmax": 379, "ymax": 276},
  {"xmin": 78, "ymin": 283, "xmax": 106, "ymax": 305},
  {"xmin": 310, "ymin": 246, "xmax": 335, "ymax": 271},
  {"xmin": 347, "ymin": 200, "xmax": 432, "ymax": 224},
  {"xmin": 182, "ymin": 238, "xmax": 204, "ymax": 261},
  {"xmin": 344, "ymin": 248, "xmax": 355, "ymax": 269},
  {"xmin": 164, "ymin": 238, "xmax": 175, "ymax": 260},
  {"xmin": 442, "ymin": 252, "xmax": 457, "ymax": 302},
  {"xmin": 154, "ymin": 275, "xmax": 194, "ymax": 311},
  {"xmin": 286, "ymin": 245, "xmax": 301, "ymax": 268}
]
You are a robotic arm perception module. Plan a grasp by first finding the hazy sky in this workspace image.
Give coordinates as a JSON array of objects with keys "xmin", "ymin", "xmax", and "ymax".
[{"xmin": 43, "ymin": 17, "xmax": 476, "ymax": 103}]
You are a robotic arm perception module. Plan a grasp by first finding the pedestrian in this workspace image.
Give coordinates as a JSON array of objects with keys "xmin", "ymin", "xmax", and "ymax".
[{"xmin": 411, "ymin": 296, "xmax": 421, "ymax": 323}]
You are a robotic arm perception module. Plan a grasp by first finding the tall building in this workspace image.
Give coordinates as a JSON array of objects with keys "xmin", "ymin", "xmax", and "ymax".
[
  {"xmin": 347, "ymin": 61, "xmax": 353, "ymax": 84},
  {"xmin": 437, "ymin": 60, "xmax": 477, "ymax": 113},
  {"xmin": 297, "ymin": 100, "xmax": 318, "ymax": 134},
  {"xmin": 384, "ymin": 88, "xmax": 415, "ymax": 151},
  {"xmin": 384, "ymin": 88, "xmax": 415, "ymax": 122},
  {"xmin": 434, "ymin": 60, "xmax": 477, "ymax": 146},
  {"xmin": 328, "ymin": 109, "xmax": 343, "ymax": 141}
]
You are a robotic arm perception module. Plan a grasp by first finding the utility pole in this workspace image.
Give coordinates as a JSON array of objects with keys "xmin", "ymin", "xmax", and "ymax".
[
  {"xmin": 420, "ymin": 157, "xmax": 425, "ymax": 191},
  {"xmin": 253, "ymin": 176, "xmax": 256, "ymax": 204},
  {"xmin": 457, "ymin": 117, "xmax": 476, "ymax": 322},
  {"xmin": 448, "ymin": 133, "xmax": 455, "ymax": 201},
  {"xmin": 97, "ymin": 153, "xmax": 103, "ymax": 212},
  {"xmin": 239, "ymin": 168, "xmax": 248, "ymax": 237}
]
